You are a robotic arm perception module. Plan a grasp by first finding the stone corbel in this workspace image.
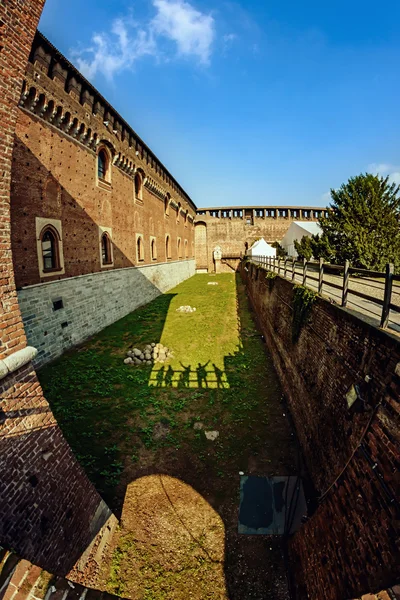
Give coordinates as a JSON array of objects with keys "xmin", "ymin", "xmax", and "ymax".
[
  {"xmin": 0, "ymin": 347, "xmax": 38, "ymax": 381},
  {"xmin": 19, "ymin": 85, "xmax": 29, "ymax": 108},
  {"xmin": 27, "ymin": 92, "xmax": 40, "ymax": 112}
]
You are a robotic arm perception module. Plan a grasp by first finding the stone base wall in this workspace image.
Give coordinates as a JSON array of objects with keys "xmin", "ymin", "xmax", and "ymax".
[
  {"xmin": 241, "ymin": 262, "xmax": 400, "ymax": 600},
  {"xmin": 18, "ymin": 259, "xmax": 195, "ymax": 368}
]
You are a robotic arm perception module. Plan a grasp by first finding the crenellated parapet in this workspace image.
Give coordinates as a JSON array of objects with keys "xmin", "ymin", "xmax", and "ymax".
[{"xmin": 20, "ymin": 31, "xmax": 196, "ymax": 218}]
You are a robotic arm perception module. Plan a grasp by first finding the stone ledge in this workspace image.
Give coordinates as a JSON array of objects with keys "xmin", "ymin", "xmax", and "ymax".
[{"xmin": 0, "ymin": 347, "xmax": 38, "ymax": 381}]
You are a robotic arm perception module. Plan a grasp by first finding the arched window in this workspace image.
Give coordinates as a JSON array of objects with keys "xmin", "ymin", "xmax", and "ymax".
[
  {"xmin": 166, "ymin": 235, "xmax": 171, "ymax": 259},
  {"xmin": 137, "ymin": 236, "xmax": 144, "ymax": 261},
  {"xmin": 97, "ymin": 149, "xmax": 108, "ymax": 181},
  {"xmin": 151, "ymin": 239, "xmax": 157, "ymax": 261},
  {"xmin": 134, "ymin": 173, "xmax": 142, "ymax": 200},
  {"xmin": 41, "ymin": 226, "xmax": 60, "ymax": 272},
  {"xmin": 101, "ymin": 232, "xmax": 112, "ymax": 265},
  {"xmin": 184, "ymin": 240, "xmax": 188, "ymax": 258},
  {"xmin": 177, "ymin": 238, "xmax": 181, "ymax": 258}
]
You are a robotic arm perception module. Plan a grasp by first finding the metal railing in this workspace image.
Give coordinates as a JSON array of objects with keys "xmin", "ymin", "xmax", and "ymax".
[{"xmin": 249, "ymin": 256, "xmax": 400, "ymax": 332}]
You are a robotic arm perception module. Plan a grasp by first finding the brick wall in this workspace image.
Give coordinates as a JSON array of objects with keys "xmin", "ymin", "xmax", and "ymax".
[
  {"xmin": 11, "ymin": 32, "xmax": 195, "ymax": 289},
  {"xmin": 0, "ymin": 0, "xmax": 117, "ymax": 579},
  {"xmin": 18, "ymin": 258, "xmax": 195, "ymax": 368},
  {"xmin": 197, "ymin": 214, "xmax": 321, "ymax": 272},
  {"xmin": 0, "ymin": 0, "xmax": 45, "ymax": 361},
  {"xmin": 242, "ymin": 263, "xmax": 400, "ymax": 600}
]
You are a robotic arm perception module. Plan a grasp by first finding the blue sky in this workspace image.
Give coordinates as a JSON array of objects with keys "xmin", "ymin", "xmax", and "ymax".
[{"xmin": 39, "ymin": 0, "xmax": 400, "ymax": 208}]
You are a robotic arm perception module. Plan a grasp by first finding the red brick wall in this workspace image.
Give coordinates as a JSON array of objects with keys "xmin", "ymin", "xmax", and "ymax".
[
  {"xmin": 0, "ymin": 0, "xmax": 45, "ymax": 360},
  {"xmin": 242, "ymin": 263, "xmax": 400, "ymax": 600},
  {"xmin": 0, "ymin": 1, "xmax": 115, "ymax": 578},
  {"xmin": 11, "ymin": 111, "xmax": 195, "ymax": 288},
  {"xmin": 11, "ymin": 32, "xmax": 195, "ymax": 288},
  {"xmin": 0, "ymin": 365, "xmax": 112, "ymax": 575}
]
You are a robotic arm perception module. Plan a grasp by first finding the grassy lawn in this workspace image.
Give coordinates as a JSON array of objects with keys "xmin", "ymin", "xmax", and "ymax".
[{"xmin": 39, "ymin": 273, "xmax": 296, "ymax": 599}]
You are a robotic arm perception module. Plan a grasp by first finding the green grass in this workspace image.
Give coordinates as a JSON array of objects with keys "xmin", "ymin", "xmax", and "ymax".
[{"xmin": 39, "ymin": 274, "xmax": 295, "ymax": 508}]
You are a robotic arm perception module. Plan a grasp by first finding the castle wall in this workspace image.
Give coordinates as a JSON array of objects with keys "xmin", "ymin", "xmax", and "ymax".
[
  {"xmin": 0, "ymin": 0, "xmax": 117, "ymax": 580},
  {"xmin": 19, "ymin": 258, "xmax": 195, "ymax": 368},
  {"xmin": 242, "ymin": 263, "xmax": 400, "ymax": 600},
  {"xmin": 11, "ymin": 32, "xmax": 195, "ymax": 290},
  {"xmin": 196, "ymin": 209, "xmax": 324, "ymax": 272}
]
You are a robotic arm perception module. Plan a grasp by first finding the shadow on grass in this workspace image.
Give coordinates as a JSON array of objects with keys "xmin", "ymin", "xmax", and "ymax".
[{"xmin": 38, "ymin": 274, "xmax": 301, "ymax": 600}]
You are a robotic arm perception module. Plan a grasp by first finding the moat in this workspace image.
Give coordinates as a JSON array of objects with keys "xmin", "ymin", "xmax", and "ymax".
[{"xmin": 39, "ymin": 274, "xmax": 299, "ymax": 599}]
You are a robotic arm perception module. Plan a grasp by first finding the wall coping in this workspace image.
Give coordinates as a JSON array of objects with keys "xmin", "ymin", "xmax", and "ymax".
[
  {"xmin": 18, "ymin": 259, "xmax": 196, "ymax": 291},
  {"xmin": 0, "ymin": 347, "xmax": 38, "ymax": 381}
]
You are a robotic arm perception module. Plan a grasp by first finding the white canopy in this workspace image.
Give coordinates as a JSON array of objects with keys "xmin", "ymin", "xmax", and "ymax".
[
  {"xmin": 248, "ymin": 238, "xmax": 276, "ymax": 257},
  {"xmin": 281, "ymin": 221, "xmax": 322, "ymax": 257}
]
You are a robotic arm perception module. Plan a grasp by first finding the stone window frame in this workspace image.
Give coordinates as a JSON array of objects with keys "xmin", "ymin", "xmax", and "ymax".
[
  {"xmin": 184, "ymin": 239, "xmax": 188, "ymax": 258},
  {"xmin": 177, "ymin": 237, "xmax": 182, "ymax": 259},
  {"xmin": 99, "ymin": 226, "xmax": 114, "ymax": 268},
  {"xmin": 136, "ymin": 233, "xmax": 145, "ymax": 262},
  {"xmin": 150, "ymin": 236, "xmax": 157, "ymax": 261},
  {"xmin": 36, "ymin": 217, "xmax": 65, "ymax": 278},
  {"xmin": 96, "ymin": 145, "xmax": 112, "ymax": 190},
  {"xmin": 165, "ymin": 234, "xmax": 172, "ymax": 260}
]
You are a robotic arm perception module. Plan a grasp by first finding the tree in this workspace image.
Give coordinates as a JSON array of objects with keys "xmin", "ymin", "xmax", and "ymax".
[
  {"xmin": 309, "ymin": 233, "xmax": 335, "ymax": 262},
  {"xmin": 316, "ymin": 173, "xmax": 400, "ymax": 271},
  {"xmin": 294, "ymin": 236, "xmax": 313, "ymax": 260},
  {"xmin": 272, "ymin": 241, "xmax": 287, "ymax": 258}
]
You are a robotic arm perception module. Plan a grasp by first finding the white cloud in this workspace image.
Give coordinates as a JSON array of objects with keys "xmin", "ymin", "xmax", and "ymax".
[
  {"xmin": 73, "ymin": 0, "xmax": 216, "ymax": 81},
  {"xmin": 75, "ymin": 18, "xmax": 156, "ymax": 81},
  {"xmin": 152, "ymin": 0, "xmax": 215, "ymax": 65},
  {"xmin": 369, "ymin": 163, "xmax": 400, "ymax": 185}
]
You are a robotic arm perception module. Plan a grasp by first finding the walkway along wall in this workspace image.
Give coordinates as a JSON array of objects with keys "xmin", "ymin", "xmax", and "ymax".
[
  {"xmin": 0, "ymin": 0, "xmax": 117, "ymax": 583},
  {"xmin": 241, "ymin": 263, "xmax": 400, "ymax": 600}
]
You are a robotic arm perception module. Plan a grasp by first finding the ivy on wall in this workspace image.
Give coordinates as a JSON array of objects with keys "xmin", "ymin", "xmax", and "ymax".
[{"xmin": 292, "ymin": 285, "xmax": 316, "ymax": 342}]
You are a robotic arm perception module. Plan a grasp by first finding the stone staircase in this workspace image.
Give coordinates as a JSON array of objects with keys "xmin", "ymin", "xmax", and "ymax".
[{"xmin": 0, "ymin": 549, "xmax": 122, "ymax": 600}]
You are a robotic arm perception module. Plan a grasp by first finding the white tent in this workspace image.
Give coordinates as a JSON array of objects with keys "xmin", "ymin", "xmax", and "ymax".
[
  {"xmin": 281, "ymin": 221, "xmax": 322, "ymax": 257},
  {"xmin": 248, "ymin": 238, "xmax": 276, "ymax": 258}
]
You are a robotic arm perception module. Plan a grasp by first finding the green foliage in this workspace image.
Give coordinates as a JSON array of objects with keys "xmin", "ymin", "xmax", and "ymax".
[
  {"xmin": 292, "ymin": 285, "xmax": 317, "ymax": 342},
  {"xmin": 271, "ymin": 241, "xmax": 287, "ymax": 258},
  {"xmin": 309, "ymin": 233, "xmax": 335, "ymax": 262},
  {"xmin": 265, "ymin": 270, "xmax": 277, "ymax": 290},
  {"xmin": 317, "ymin": 173, "xmax": 400, "ymax": 270},
  {"xmin": 294, "ymin": 236, "xmax": 313, "ymax": 260},
  {"xmin": 38, "ymin": 274, "xmax": 295, "ymax": 517}
]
